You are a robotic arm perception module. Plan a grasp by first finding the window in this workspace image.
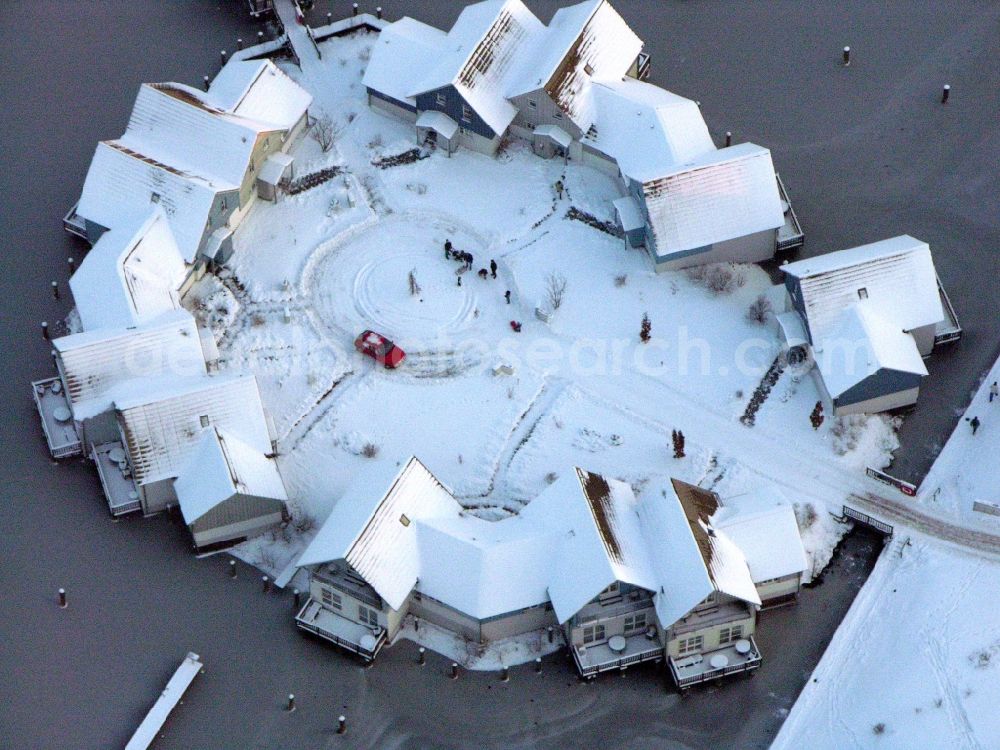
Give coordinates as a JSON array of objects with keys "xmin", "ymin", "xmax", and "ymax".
[
  {"xmin": 584, "ymin": 63, "xmax": 594, "ymax": 76},
  {"xmin": 321, "ymin": 588, "xmax": 342, "ymax": 610},
  {"xmin": 719, "ymin": 625, "xmax": 743, "ymax": 645},
  {"xmin": 624, "ymin": 612, "xmax": 647, "ymax": 635},
  {"xmin": 527, "ymin": 99, "xmax": 537, "ymax": 108},
  {"xmin": 199, "ymin": 415, "xmax": 210, "ymax": 428},
  {"xmin": 436, "ymin": 92, "xmax": 447, "ymax": 106},
  {"xmin": 461, "ymin": 103, "xmax": 473, "ymax": 123},
  {"xmin": 399, "ymin": 513, "xmax": 410, "ymax": 527},
  {"xmin": 858, "ymin": 287, "xmax": 869, "ymax": 300},
  {"xmin": 553, "ymin": 111, "xmax": 563, "ymax": 120},
  {"xmin": 220, "ymin": 197, "xmax": 227, "ymax": 212},
  {"xmin": 150, "ymin": 192, "xmax": 161, "ymax": 204},
  {"xmin": 582, "ymin": 623, "xmax": 606, "ymax": 644},
  {"xmin": 358, "ymin": 605, "xmax": 378, "ymax": 627},
  {"xmin": 677, "ymin": 635, "xmax": 704, "ymax": 655}
]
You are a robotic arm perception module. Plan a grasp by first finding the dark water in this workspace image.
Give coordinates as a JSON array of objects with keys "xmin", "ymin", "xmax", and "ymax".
[{"xmin": 0, "ymin": 2, "xmax": 995, "ymax": 748}]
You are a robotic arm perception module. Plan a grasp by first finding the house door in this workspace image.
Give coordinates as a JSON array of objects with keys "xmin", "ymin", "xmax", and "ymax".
[{"xmin": 424, "ymin": 129, "xmax": 437, "ymax": 147}]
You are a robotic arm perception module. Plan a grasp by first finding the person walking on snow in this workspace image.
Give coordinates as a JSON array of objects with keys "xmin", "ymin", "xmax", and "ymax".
[
  {"xmin": 490, "ymin": 259, "xmax": 498, "ymax": 279},
  {"xmin": 970, "ymin": 415, "xmax": 981, "ymax": 435},
  {"xmin": 504, "ymin": 290, "xmax": 511, "ymax": 304},
  {"xmin": 990, "ymin": 381, "xmax": 998, "ymax": 403},
  {"xmin": 554, "ymin": 180, "xmax": 564, "ymax": 200},
  {"xmin": 444, "ymin": 239, "xmax": 453, "ymax": 259},
  {"xmin": 465, "ymin": 252, "xmax": 474, "ymax": 270}
]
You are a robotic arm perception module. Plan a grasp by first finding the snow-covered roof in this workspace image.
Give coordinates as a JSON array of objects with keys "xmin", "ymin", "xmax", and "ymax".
[
  {"xmin": 533, "ymin": 123, "xmax": 572, "ymax": 148},
  {"xmin": 116, "ymin": 374, "xmax": 271, "ymax": 487},
  {"xmin": 584, "ymin": 78, "xmax": 715, "ymax": 180},
  {"xmin": 206, "ymin": 59, "xmax": 312, "ymax": 131},
  {"xmin": 69, "ymin": 208, "xmax": 187, "ymax": 331},
  {"xmin": 416, "ymin": 109, "xmax": 460, "ymax": 140},
  {"xmin": 640, "ymin": 142, "xmax": 784, "ymax": 257},
  {"xmin": 174, "ymin": 427, "xmax": 287, "ymax": 525},
  {"xmin": 363, "ymin": 17, "xmax": 447, "ymax": 107},
  {"xmin": 512, "ymin": 0, "xmax": 642, "ymax": 130},
  {"xmin": 781, "ymin": 235, "xmax": 944, "ymax": 344},
  {"xmin": 712, "ymin": 486, "xmax": 808, "ymax": 584},
  {"xmin": 613, "ymin": 195, "xmax": 644, "ymax": 232},
  {"xmin": 416, "ymin": 515, "xmax": 554, "ymax": 618},
  {"xmin": 297, "ymin": 457, "xmax": 460, "ymax": 610},
  {"xmin": 776, "ymin": 310, "xmax": 809, "ymax": 349},
  {"xmin": 258, "ymin": 152, "xmax": 294, "ymax": 186},
  {"xmin": 54, "ymin": 309, "xmax": 205, "ymax": 421},
  {"xmin": 665, "ymin": 479, "xmax": 761, "ymax": 614},
  {"xmin": 815, "ymin": 304, "xmax": 928, "ymax": 398},
  {"xmin": 522, "ymin": 469, "xmax": 659, "ymax": 623},
  {"xmin": 411, "ymin": 0, "xmax": 545, "ymax": 135},
  {"xmin": 76, "ymin": 141, "xmax": 231, "ymax": 263},
  {"xmin": 121, "ymin": 83, "xmax": 274, "ymax": 188}
]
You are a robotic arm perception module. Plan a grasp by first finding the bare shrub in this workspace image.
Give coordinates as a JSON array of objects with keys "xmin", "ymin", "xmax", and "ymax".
[
  {"xmin": 360, "ymin": 442, "xmax": 379, "ymax": 458},
  {"xmin": 544, "ymin": 471, "xmax": 558, "ymax": 485},
  {"xmin": 705, "ymin": 264, "xmax": 736, "ymax": 294},
  {"xmin": 872, "ymin": 723, "xmax": 886, "ymax": 736},
  {"xmin": 408, "ymin": 269, "xmax": 421, "ymax": 296},
  {"xmin": 545, "ymin": 272, "xmax": 568, "ymax": 310},
  {"xmin": 746, "ymin": 294, "xmax": 773, "ymax": 324},
  {"xmin": 686, "ymin": 265, "xmax": 708, "ymax": 283},
  {"xmin": 346, "ymin": 111, "xmax": 357, "ymax": 124},
  {"xmin": 251, "ymin": 313, "xmax": 266, "ymax": 327},
  {"xmin": 614, "ymin": 274, "xmax": 628, "ymax": 287},
  {"xmin": 311, "ymin": 115, "xmax": 335, "ymax": 153},
  {"xmin": 831, "ymin": 415, "xmax": 867, "ymax": 455},
  {"xmin": 367, "ymin": 133, "xmax": 383, "ymax": 150}
]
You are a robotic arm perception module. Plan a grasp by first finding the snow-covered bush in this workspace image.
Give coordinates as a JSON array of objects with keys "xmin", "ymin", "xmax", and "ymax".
[
  {"xmin": 614, "ymin": 274, "xmax": 628, "ymax": 287},
  {"xmin": 830, "ymin": 415, "xmax": 867, "ymax": 455},
  {"xmin": 360, "ymin": 442, "xmax": 380, "ymax": 458},
  {"xmin": 794, "ymin": 502, "xmax": 818, "ymax": 530},
  {"xmin": 746, "ymin": 294, "xmax": 773, "ymax": 324}
]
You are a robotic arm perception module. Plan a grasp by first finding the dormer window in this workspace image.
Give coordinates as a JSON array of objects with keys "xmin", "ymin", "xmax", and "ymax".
[
  {"xmin": 553, "ymin": 111, "xmax": 563, "ymax": 120},
  {"xmin": 150, "ymin": 192, "xmax": 161, "ymax": 204},
  {"xmin": 399, "ymin": 513, "xmax": 410, "ymax": 527},
  {"xmin": 436, "ymin": 92, "xmax": 447, "ymax": 106},
  {"xmin": 527, "ymin": 99, "xmax": 537, "ymax": 108},
  {"xmin": 584, "ymin": 63, "xmax": 594, "ymax": 76},
  {"xmin": 858, "ymin": 287, "xmax": 869, "ymax": 300},
  {"xmin": 461, "ymin": 103, "xmax": 473, "ymax": 122},
  {"xmin": 199, "ymin": 415, "xmax": 210, "ymax": 428}
]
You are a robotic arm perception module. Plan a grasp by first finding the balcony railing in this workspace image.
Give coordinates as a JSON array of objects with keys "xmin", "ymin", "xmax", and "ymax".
[
  {"xmin": 31, "ymin": 377, "xmax": 82, "ymax": 459},
  {"xmin": 572, "ymin": 633, "xmax": 664, "ymax": 678},
  {"xmin": 668, "ymin": 636, "xmax": 762, "ymax": 690},
  {"xmin": 295, "ymin": 599, "xmax": 386, "ymax": 661},
  {"xmin": 775, "ymin": 174, "xmax": 804, "ymax": 252}
]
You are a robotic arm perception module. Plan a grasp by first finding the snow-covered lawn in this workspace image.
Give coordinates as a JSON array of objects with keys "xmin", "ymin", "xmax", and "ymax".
[
  {"xmin": 187, "ymin": 30, "xmax": 904, "ymax": 617},
  {"xmin": 773, "ymin": 536, "xmax": 1000, "ymax": 750}
]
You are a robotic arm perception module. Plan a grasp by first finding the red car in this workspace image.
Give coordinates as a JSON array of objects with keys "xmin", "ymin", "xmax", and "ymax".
[{"xmin": 354, "ymin": 330, "xmax": 406, "ymax": 369}]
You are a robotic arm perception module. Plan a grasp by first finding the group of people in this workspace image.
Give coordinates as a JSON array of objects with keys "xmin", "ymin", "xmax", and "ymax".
[{"xmin": 442, "ymin": 239, "xmax": 518, "ymax": 326}]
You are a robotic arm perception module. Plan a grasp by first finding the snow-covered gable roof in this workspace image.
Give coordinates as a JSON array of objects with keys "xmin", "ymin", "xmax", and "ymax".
[
  {"xmin": 412, "ymin": 0, "xmax": 544, "ymax": 134},
  {"xmin": 174, "ymin": 427, "xmax": 287, "ymax": 525},
  {"xmin": 205, "ymin": 59, "xmax": 312, "ymax": 131},
  {"xmin": 664, "ymin": 480, "xmax": 760, "ymax": 614},
  {"xmin": 782, "ymin": 235, "xmax": 944, "ymax": 345},
  {"xmin": 512, "ymin": 0, "xmax": 642, "ymax": 130},
  {"xmin": 116, "ymin": 374, "xmax": 271, "ymax": 487},
  {"xmin": 522, "ymin": 469, "xmax": 658, "ymax": 623},
  {"xmin": 297, "ymin": 457, "xmax": 460, "ymax": 610},
  {"xmin": 712, "ymin": 486, "xmax": 807, "ymax": 584},
  {"xmin": 121, "ymin": 83, "xmax": 274, "ymax": 188},
  {"xmin": 69, "ymin": 208, "xmax": 187, "ymax": 331},
  {"xmin": 641, "ymin": 142, "xmax": 784, "ymax": 257},
  {"xmin": 76, "ymin": 141, "xmax": 230, "ymax": 263},
  {"xmin": 585, "ymin": 77, "xmax": 715, "ymax": 179},
  {"xmin": 363, "ymin": 17, "xmax": 447, "ymax": 107},
  {"xmin": 416, "ymin": 515, "xmax": 554, "ymax": 619},
  {"xmin": 815, "ymin": 304, "xmax": 928, "ymax": 398},
  {"xmin": 54, "ymin": 309, "xmax": 205, "ymax": 421}
]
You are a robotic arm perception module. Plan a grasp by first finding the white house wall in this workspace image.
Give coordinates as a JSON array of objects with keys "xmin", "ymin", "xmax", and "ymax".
[
  {"xmin": 653, "ymin": 229, "xmax": 776, "ymax": 273},
  {"xmin": 190, "ymin": 509, "xmax": 285, "ymax": 549},
  {"xmin": 832, "ymin": 385, "xmax": 921, "ymax": 416}
]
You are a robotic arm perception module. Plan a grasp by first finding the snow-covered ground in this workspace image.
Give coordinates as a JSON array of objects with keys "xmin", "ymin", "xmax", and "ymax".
[
  {"xmin": 773, "ymin": 353, "xmax": 1000, "ymax": 749},
  {"xmin": 915, "ymin": 355, "xmax": 1000, "ymax": 530},
  {"xmin": 184, "ymin": 30, "xmax": 907, "ymax": 662},
  {"xmin": 772, "ymin": 535, "xmax": 1000, "ymax": 750}
]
